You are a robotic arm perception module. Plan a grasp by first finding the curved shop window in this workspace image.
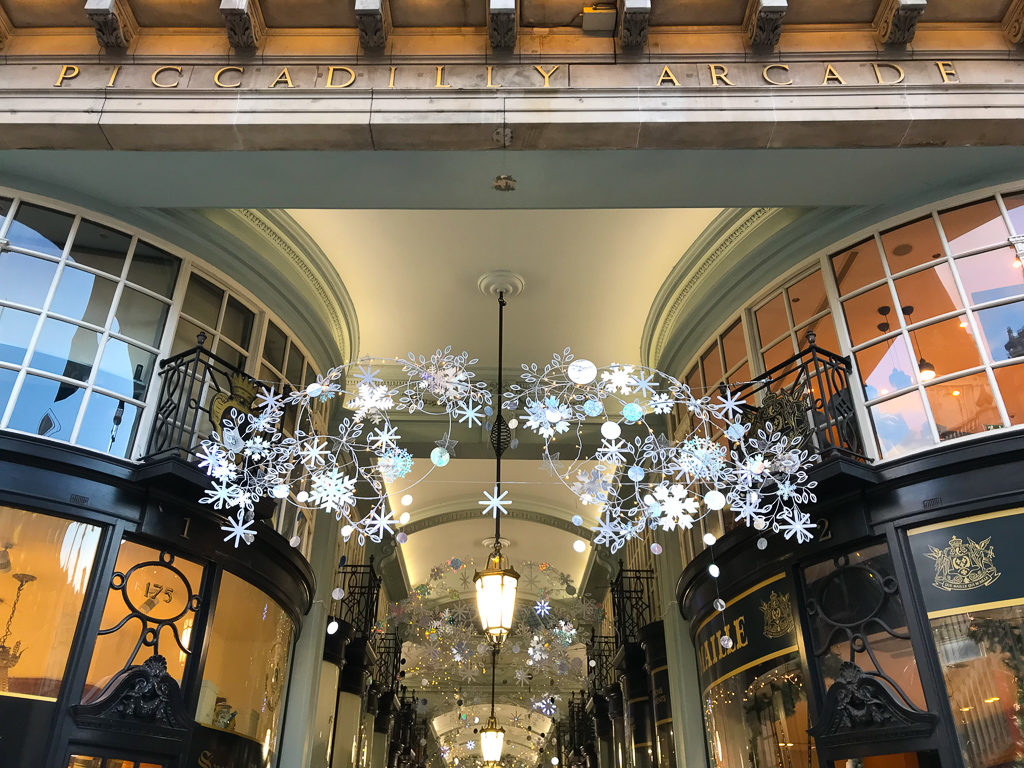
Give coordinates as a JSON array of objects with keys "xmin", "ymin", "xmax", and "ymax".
[
  {"xmin": 196, "ymin": 570, "xmax": 294, "ymax": 764},
  {"xmin": 0, "ymin": 505, "xmax": 100, "ymax": 700},
  {"xmin": 0, "ymin": 195, "xmax": 180, "ymax": 458},
  {"xmin": 696, "ymin": 573, "xmax": 817, "ymax": 768},
  {"xmin": 909, "ymin": 508, "xmax": 1024, "ymax": 768}
]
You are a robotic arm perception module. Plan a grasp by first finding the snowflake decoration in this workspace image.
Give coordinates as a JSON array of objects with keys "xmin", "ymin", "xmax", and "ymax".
[
  {"xmin": 220, "ymin": 511, "xmax": 256, "ymax": 548},
  {"xmin": 479, "ymin": 486, "xmax": 511, "ymax": 518},
  {"xmin": 534, "ymin": 599, "xmax": 552, "ymax": 618}
]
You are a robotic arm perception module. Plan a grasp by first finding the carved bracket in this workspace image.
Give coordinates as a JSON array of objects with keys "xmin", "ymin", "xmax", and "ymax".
[
  {"xmin": 618, "ymin": 0, "xmax": 651, "ymax": 49},
  {"xmin": 356, "ymin": 0, "xmax": 391, "ymax": 51},
  {"xmin": 220, "ymin": 0, "xmax": 266, "ymax": 51},
  {"xmin": 489, "ymin": 0, "xmax": 517, "ymax": 50},
  {"xmin": 1005, "ymin": 0, "xmax": 1024, "ymax": 46},
  {"xmin": 808, "ymin": 662, "xmax": 937, "ymax": 751},
  {"xmin": 873, "ymin": 0, "xmax": 926, "ymax": 46},
  {"xmin": 72, "ymin": 655, "xmax": 192, "ymax": 735},
  {"xmin": 0, "ymin": 4, "xmax": 10, "ymax": 50},
  {"xmin": 84, "ymin": 0, "xmax": 139, "ymax": 50},
  {"xmin": 743, "ymin": 0, "xmax": 787, "ymax": 50}
]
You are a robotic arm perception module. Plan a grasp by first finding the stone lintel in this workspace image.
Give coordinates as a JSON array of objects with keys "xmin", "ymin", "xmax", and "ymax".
[
  {"xmin": 355, "ymin": 0, "xmax": 391, "ymax": 51},
  {"xmin": 0, "ymin": 4, "xmax": 11, "ymax": 50},
  {"xmin": 873, "ymin": 0, "xmax": 927, "ymax": 46},
  {"xmin": 742, "ymin": 0, "xmax": 788, "ymax": 50},
  {"xmin": 1004, "ymin": 0, "xmax": 1024, "ymax": 46},
  {"xmin": 84, "ymin": 0, "xmax": 139, "ymax": 51},
  {"xmin": 618, "ymin": 0, "xmax": 651, "ymax": 49},
  {"xmin": 220, "ymin": 0, "xmax": 267, "ymax": 51},
  {"xmin": 488, "ymin": 0, "xmax": 517, "ymax": 51}
]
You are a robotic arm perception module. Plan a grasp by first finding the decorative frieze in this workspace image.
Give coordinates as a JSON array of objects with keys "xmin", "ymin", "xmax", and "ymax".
[
  {"xmin": 355, "ymin": 0, "xmax": 390, "ymax": 51},
  {"xmin": 618, "ymin": 0, "xmax": 651, "ymax": 49},
  {"xmin": 488, "ymin": 0, "xmax": 517, "ymax": 50},
  {"xmin": 743, "ymin": 0, "xmax": 787, "ymax": 50},
  {"xmin": 84, "ymin": 0, "xmax": 139, "ymax": 51},
  {"xmin": 219, "ymin": 0, "xmax": 266, "ymax": 51},
  {"xmin": 1004, "ymin": 0, "xmax": 1024, "ymax": 46},
  {"xmin": 873, "ymin": 0, "xmax": 926, "ymax": 46}
]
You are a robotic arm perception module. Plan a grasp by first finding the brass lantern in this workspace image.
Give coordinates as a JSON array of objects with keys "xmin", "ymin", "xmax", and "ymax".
[
  {"xmin": 479, "ymin": 716, "xmax": 506, "ymax": 763},
  {"xmin": 473, "ymin": 545, "xmax": 519, "ymax": 646}
]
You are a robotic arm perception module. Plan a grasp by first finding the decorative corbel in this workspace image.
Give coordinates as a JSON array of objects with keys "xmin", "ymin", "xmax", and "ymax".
[
  {"xmin": 1003, "ymin": 0, "xmax": 1024, "ymax": 46},
  {"xmin": 84, "ymin": 0, "xmax": 139, "ymax": 51},
  {"xmin": 618, "ymin": 0, "xmax": 651, "ymax": 49},
  {"xmin": 488, "ymin": 0, "xmax": 517, "ymax": 50},
  {"xmin": 873, "ymin": 0, "xmax": 926, "ymax": 46},
  {"xmin": 0, "ymin": 3, "xmax": 13, "ymax": 50},
  {"xmin": 355, "ymin": 0, "xmax": 391, "ymax": 51},
  {"xmin": 220, "ymin": 0, "xmax": 266, "ymax": 51},
  {"xmin": 743, "ymin": 0, "xmax": 787, "ymax": 50}
]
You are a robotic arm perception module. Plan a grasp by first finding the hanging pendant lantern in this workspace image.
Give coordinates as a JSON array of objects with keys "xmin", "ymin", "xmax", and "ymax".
[
  {"xmin": 473, "ymin": 545, "xmax": 519, "ymax": 646},
  {"xmin": 479, "ymin": 716, "xmax": 506, "ymax": 763}
]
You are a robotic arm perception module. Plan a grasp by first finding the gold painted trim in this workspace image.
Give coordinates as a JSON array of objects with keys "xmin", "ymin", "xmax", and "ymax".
[
  {"xmin": 0, "ymin": 690, "xmax": 58, "ymax": 702},
  {"xmin": 695, "ymin": 572, "xmax": 786, "ymax": 635},
  {"xmin": 908, "ymin": 507, "xmax": 1024, "ymax": 535},
  {"xmin": 927, "ymin": 595, "xmax": 1024, "ymax": 619},
  {"xmin": 633, "ymin": 742, "xmax": 653, "ymax": 748},
  {"xmin": 628, "ymin": 696, "xmax": 648, "ymax": 704},
  {"xmin": 656, "ymin": 717, "xmax": 674, "ymax": 726},
  {"xmin": 702, "ymin": 645, "xmax": 799, "ymax": 694},
  {"xmin": 650, "ymin": 664, "xmax": 668, "ymax": 674}
]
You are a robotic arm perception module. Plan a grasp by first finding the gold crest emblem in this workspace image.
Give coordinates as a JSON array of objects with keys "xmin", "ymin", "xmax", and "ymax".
[
  {"xmin": 759, "ymin": 590, "xmax": 795, "ymax": 639},
  {"xmin": 926, "ymin": 535, "xmax": 1000, "ymax": 592}
]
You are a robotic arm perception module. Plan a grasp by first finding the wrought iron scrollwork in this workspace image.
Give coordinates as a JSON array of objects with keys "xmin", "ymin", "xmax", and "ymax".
[
  {"xmin": 610, "ymin": 562, "xmax": 654, "ymax": 647},
  {"xmin": 586, "ymin": 633, "xmax": 617, "ymax": 693},
  {"xmin": 337, "ymin": 557, "xmax": 382, "ymax": 639},
  {"xmin": 73, "ymin": 654, "xmax": 191, "ymax": 732}
]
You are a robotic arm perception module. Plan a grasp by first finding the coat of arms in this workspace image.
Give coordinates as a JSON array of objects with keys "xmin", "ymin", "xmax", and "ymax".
[
  {"xmin": 925, "ymin": 535, "xmax": 1000, "ymax": 592},
  {"xmin": 760, "ymin": 590, "xmax": 795, "ymax": 639}
]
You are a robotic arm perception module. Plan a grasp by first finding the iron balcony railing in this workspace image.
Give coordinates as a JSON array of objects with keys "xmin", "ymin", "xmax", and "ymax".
[
  {"xmin": 143, "ymin": 334, "xmax": 260, "ymax": 461},
  {"xmin": 610, "ymin": 562, "xmax": 654, "ymax": 647},
  {"xmin": 723, "ymin": 333, "xmax": 868, "ymax": 462},
  {"xmin": 374, "ymin": 629, "xmax": 403, "ymax": 693},
  {"xmin": 336, "ymin": 557, "xmax": 383, "ymax": 639},
  {"xmin": 585, "ymin": 633, "xmax": 617, "ymax": 693}
]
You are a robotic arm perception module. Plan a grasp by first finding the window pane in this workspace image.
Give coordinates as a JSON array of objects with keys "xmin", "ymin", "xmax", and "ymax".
[
  {"xmin": 1005, "ymin": 192, "xmax": 1024, "ymax": 235},
  {"xmin": 76, "ymin": 393, "xmax": 141, "ymax": 458},
  {"xmin": 0, "ymin": 196, "xmax": 11, "ymax": 220},
  {"xmin": 50, "ymin": 267, "xmax": 117, "ymax": 327},
  {"xmin": 112, "ymin": 287, "xmax": 168, "ymax": 347},
  {"xmin": 993, "ymin": 363, "xmax": 1024, "ymax": 424},
  {"xmin": 700, "ymin": 343, "xmax": 723, "ymax": 388},
  {"xmin": 763, "ymin": 337, "xmax": 794, "ymax": 372},
  {"xmin": 787, "ymin": 270, "xmax": 828, "ymax": 326},
  {"xmin": 0, "ymin": 306, "xmax": 38, "ymax": 365},
  {"xmin": 801, "ymin": 313, "xmax": 838, "ymax": 354},
  {"xmin": 95, "ymin": 339, "xmax": 156, "ymax": 401},
  {"xmin": 83, "ymin": 541, "xmax": 203, "ymax": 703},
  {"xmin": 6, "ymin": 203, "xmax": 73, "ymax": 258},
  {"xmin": 755, "ymin": 293, "xmax": 788, "ymax": 348},
  {"xmin": 0, "ymin": 506, "xmax": 100, "ymax": 699},
  {"xmin": 956, "ymin": 247, "xmax": 1024, "ymax": 306},
  {"xmin": 263, "ymin": 321, "xmax": 287, "ymax": 371},
  {"xmin": 182, "ymin": 273, "xmax": 223, "ymax": 328},
  {"xmin": 303, "ymin": 364, "xmax": 318, "ymax": 387},
  {"xmin": 927, "ymin": 372, "xmax": 1001, "ymax": 441},
  {"xmin": 720, "ymin": 321, "xmax": 745, "ymax": 372},
  {"xmin": 908, "ymin": 316, "xmax": 983, "ymax": 379},
  {"xmin": 285, "ymin": 346, "xmax": 304, "ymax": 385},
  {"xmin": 171, "ymin": 318, "xmax": 207, "ymax": 356},
  {"xmin": 127, "ymin": 241, "xmax": 179, "ymax": 298},
  {"xmin": 881, "ymin": 216, "xmax": 945, "ymax": 273},
  {"xmin": 939, "ymin": 199, "xmax": 1009, "ymax": 256},
  {"xmin": 857, "ymin": 335, "xmax": 916, "ymax": 399},
  {"xmin": 869, "ymin": 390, "xmax": 934, "ymax": 458},
  {"xmin": 0, "ymin": 366, "xmax": 16, "ymax": 416},
  {"xmin": 726, "ymin": 360, "xmax": 750, "ymax": 387},
  {"xmin": 832, "ymin": 238, "xmax": 885, "ymax": 295},
  {"xmin": 974, "ymin": 301, "xmax": 1024, "ymax": 363},
  {"xmin": 685, "ymin": 364, "xmax": 701, "ymax": 393},
  {"xmin": 30, "ymin": 318, "xmax": 98, "ymax": 381},
  {"xmin": 842, "ymin": 283, "xmax": 897, "ymax": 346},
  {"xmin": 8, "ymin": 374, "xmax": 83, "ymax": 441},
  {"xmin": 0, "ymin": 251, "xmax": 57, "ymax": 307},
  {"xmin": 222, "ymin": 297, "xmax": 254, "ymax": 350},
  {"xmin": 198, "ymin": 571, "xmax": 293, "ymax": 757},
  {"xmin": 894, "ymin": 263, "xmax": 963, "ymax": 323},
  {"xmin": 216, "ymin": 343, "xmax": 246, "ymax": 371},
  {"xmin": 68, "ymin": 219, "xmax": 130, "ymax": 278}
]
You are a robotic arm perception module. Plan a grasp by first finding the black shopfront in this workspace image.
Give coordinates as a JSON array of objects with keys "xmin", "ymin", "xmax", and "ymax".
[
  {"xmin": 679, "ymin": 432, "xmax": 1024, "ymax": 768},
  {"xmin": 0, "ymin": 430, "xmax": 314, "ymax": 768}
]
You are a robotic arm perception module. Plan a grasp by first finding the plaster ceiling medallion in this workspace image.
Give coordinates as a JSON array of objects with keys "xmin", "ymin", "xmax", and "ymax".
[{"xmin": 477, "ymin": 269, "xmax": 525, "ymax": 299}]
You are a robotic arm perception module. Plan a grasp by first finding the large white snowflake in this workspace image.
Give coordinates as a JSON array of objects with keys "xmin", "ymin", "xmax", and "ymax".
[
  {"xmin": 220, "ymin": 511, "xmax": 256, "ymax": 548},
  {"xmin": 479, "ymin": 486, "xmax": 511, "ymax": 517},
  {"xmin": 600, "ymin": 364, "xmax": 636, "ymax": 395},
  {"xmin": 310, "ymin": 468, "xmax": 356, "ymax": 513}
]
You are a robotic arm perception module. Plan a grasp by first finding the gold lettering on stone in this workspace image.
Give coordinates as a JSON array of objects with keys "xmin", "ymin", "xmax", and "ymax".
[
  {"xmin": 214, "ymin": 66, "xmax": 243, "ymax": 88},
  {"xmin": 435, "ymin": 65, "xmax": 452, "ymax": 88},
  {"xmin": 535, "ymin": 65, "xmax": 560, "ymax": 88},
  {"xmin": 54, "ymin": 65, "xmax": 80, "ymax": 87},
  {"xmin": 657, "ymin": 66, "xmax": 680, "ymax": 86},
  {"xmin": 936, "ymin": 61, "xmax": 958, "ymax": 83},
  {"xmin": 762, "ymin": 64, "xmax": 792, "ymax": 86},
  {"xmin": 822, "ymin": 63, "xmax": 846, "ymax": 85},
  {"xmin": 270, "ymin": 67, "xmax": 294, "ymax": 88},
  {"xmin": 708, "ymin": 64, "xmax": 734, "ymax": 86},
  {"xmin": 326, "ymin": 66, "xmax": 356, "ymax": 88},
  {"xmin": 487, "ymin": 65, "xmax": 501, "ymax": 89},
  {"xmin": 152, "ymin": 65, "xmax": 182, "ymax": 88},
  {"xmin": 388, "ymin": 66, "xmax": 397, "ymax": 88},
  {"xmin": 872, "ymin": 62, "xmax": 905, "ymax": 85},
  {"xmin": 107, "ymin": 65, "xmax": 121, "ymax": 88}
]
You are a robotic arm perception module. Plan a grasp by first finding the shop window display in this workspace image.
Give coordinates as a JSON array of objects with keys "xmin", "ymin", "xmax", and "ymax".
[{"xmin": 0, "ymin": 505, "xmax": 100, "ymax": 700}]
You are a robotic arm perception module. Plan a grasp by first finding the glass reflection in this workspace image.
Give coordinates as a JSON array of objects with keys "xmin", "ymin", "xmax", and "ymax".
[
  {"xmin": 869, "ymin": 390, "xmax": 933, "ymax": 458},
  {"xmin": 127, "ymin": 242, "xmax": 180, "ymax": 298},
  {"xmin": 0, "ymin": 307, "xmax": 38, "ymax": 366},
  {"xmin": 112, "ymin": 288, "xmax": 168, "ymax": 348},
  {"xmin": 939, "ymin": 200, "xmax": 1009, "ymax": 256},
  {"xmin": 857, "ymin": 335, "xmax": 915, "ymax": 399},
  {"xmin": 0, "ymin": 251, "xmax": 57, "ymax": 308},
  {"xmin": 832, "ymin": 238, "xmax": 885, "ymax": 295},
  {"xmin": 927, "ymin": 373, "xmax": 1001, "ymax": 441},
  {"xmin": 957, "ymin": 247, "xmax": 1024, "ymax": 306},
  {"xmin": 842, "ymin": 283, "xmax": 898, "ymax": 346},
  {"xmin": 994, "ymin": 364, "xmax": 1024, "ymax": 425},
  {"xmin": 67, "ymin": 220, "xmax": 131, "ymax": 278},
  {"xmin": 701, "ymin": 344, "xmax": 723, "ymax": 388},
  {"xmin": 755, "ymin": 293, "xmax": 788, "ymax": 348},
  {"xmin": 893, "ymin": 264, "xmax": 963, "ymax": 323},
  {"xmin": 788, "ymin": 270, "xmax": 828, "ymax": 326},
  {"xmin": 8, "ymin": 374, "xmax": 83, "ymax": 441},
  {"xmin": 907, "ymin": 316, "xmax": 983, "ymax": 379},
  {"xmin": 1005, "ymin": 193, "xmax": 1024, "ymax": 236},
  {"xmin": 75, "ymin": 393, "xmax": 140, "ymax": 458},
  {"xmin": 95, "ymin": 339, "xmax": 155, "ymax": 400},
  {"xmin": 975, "ymin": 301, "xmax": 1024, "ymax": 363},
  {"xmin": 29, "ymin": 318, "xmax": 98, "ymax": 381},
  {"xmin": 51, "ymin": 267, "xmax": 117, "ymax": 327},
  {"xmin": 721, "ymin": 321, "xmax": 746, "ymax": 372},
  {"xmin": 881, "ymin": 216, "xmax": 945, "ymax": 273},
  {"xmin": 6, "ymin": 203, "xmax": 73, "ymax": 258}
]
